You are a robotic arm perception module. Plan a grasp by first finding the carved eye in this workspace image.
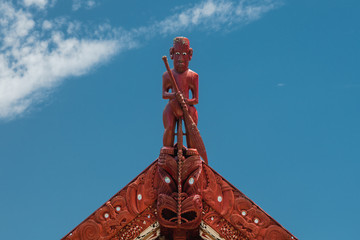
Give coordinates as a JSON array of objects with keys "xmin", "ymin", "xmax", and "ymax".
[
  {"xmin": 175, "ymin": 52, "xmax": 180, "ymax": 55},
  {"xmin": 188, "ymin": 177, "xmax": 194, "ymax": 185},
  {"xmin": 183, "ymin": 52, "xmax": 187, "ymax": 55},
  {"xmin": 164, "ymin": 176, "xmax": 171, "ymax": 183}
]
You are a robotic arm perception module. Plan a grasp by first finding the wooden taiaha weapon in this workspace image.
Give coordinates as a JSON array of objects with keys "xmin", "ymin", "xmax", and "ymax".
[{"xmin": 162, "ymin": 56, "xmax": 208, "ymax": 164}]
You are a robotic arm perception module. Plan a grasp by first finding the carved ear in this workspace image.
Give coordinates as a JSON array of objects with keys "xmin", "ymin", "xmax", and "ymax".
[
  {"xmin": 169, "ymin": 47, "xmax": 175, "ymax": 60},
  {"xmin": 188, "ymin": 48, "xmax": 193, "ymax": 61}
]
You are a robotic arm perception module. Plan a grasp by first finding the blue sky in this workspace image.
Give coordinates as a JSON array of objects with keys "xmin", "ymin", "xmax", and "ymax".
[{"xmin": 0, "ymin": 0, "xmax": 359, "ymax": 239}]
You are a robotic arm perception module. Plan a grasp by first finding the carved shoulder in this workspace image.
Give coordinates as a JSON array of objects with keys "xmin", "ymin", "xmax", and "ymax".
[
  {"xmin": 162, "ymin": 71, "xmax": 169, "ymax": 80},
  {"xmin": 188, "ymin": 69, "xmax": 198, "ymax": 83},
  {"xmin": 187, "ymin": 70, "xmax": 198, "ymax": 88},
  {"xmin": 187, "ymin": 69, "xmax": 198, "ymax": 77}
]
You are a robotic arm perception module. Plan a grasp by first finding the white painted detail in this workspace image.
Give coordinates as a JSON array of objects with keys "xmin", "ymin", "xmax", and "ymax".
[
  {"xmin": 137, "ymin": 194, "xmax": 142, "ymax": 200},
  {"xmin": 199, "ymin": 221, "xmax": 226, "ymax": 240},
  {"xmin": 133, "ymin": 221, "xmax": 160, "ymax": 240},
  {"xmin": 189, "ymin": 177, "xmax": 194, "ymax": 185},
  {"xmin": 217, "ymin": 196, "xmax": 223, "ymax": 202}
]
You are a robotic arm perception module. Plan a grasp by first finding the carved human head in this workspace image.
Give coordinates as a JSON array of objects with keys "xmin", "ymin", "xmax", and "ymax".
[{"xmin": 170, "ymin": 37, "xmax": 193, "ymax": 73}]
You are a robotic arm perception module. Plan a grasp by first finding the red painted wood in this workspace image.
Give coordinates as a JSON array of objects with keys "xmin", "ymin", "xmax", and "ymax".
[{"xmin": 61, "ymin": 37, "xmax": 297, "ymax": 240}]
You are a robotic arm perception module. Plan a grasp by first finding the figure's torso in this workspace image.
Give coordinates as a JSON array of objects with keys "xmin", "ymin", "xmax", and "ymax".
[{"xmin": 169, "ymin": 69, "xmax": 197, "ymax": 99}]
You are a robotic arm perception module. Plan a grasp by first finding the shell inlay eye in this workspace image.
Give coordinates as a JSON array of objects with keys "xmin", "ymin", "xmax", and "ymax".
[{"xmin": 189, "ymin": 177, "xmax": 194, "ymax": 185}]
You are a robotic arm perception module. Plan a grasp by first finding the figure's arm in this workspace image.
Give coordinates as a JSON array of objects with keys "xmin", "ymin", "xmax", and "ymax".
[
  {"xmin": 186, "ymin": 73, "xmax": 199, "ymax": 105},
  {"xmin": 162, "ymin": 72, "xmax": 176, "ymax": 100}
]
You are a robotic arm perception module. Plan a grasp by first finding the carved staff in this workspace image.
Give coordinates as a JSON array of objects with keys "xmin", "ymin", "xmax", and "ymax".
[
  {"xmin": 162, "ymin": 56, "xmax": 208, "ymax": 164},
  {"xmin": 177, "ymin": 118, "xmax": 183, "ymax": 225}
]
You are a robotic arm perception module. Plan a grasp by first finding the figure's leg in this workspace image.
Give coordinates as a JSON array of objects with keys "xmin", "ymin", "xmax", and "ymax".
[
  {"xmin": 185, "ymin": 106, "xmax": 198, "ymax": 148},
  {"xmin": 163, "ymin": 104, "xmax": 177, "ymax": 147}
]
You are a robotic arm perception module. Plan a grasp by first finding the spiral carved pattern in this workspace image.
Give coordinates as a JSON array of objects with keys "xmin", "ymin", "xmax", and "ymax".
[
  {"xmin": 263, "ymin": 225, "xmax": 288, "ymax": 240},
  {"xmin": 61, "ymin": 159, "xmax": 297, "ymax": 240},
  {"xmin": 79, "ymin": 219, "xmax": 100, "ymax": 240}
]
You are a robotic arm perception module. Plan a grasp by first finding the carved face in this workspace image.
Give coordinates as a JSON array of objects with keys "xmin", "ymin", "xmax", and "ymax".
[{"xmin": 170, "ymin": 38, "xmax": 193, "ymax": 73}]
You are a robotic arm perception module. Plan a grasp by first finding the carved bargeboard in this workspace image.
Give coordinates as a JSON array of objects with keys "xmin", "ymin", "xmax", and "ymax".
[{"xmin": 62, "ymin": 154, "xmax": 296, "ymax": 240}]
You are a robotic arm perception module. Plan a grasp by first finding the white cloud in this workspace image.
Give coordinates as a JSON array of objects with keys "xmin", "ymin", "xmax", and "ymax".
[
  {"xmin": 72, "ymin": 0, "xmax": 81, "ymax": 11},
  {"xmin": 87, "ymin": 0, "xmax": 96, "ymax": 8},
  {"xmin": 72, "ymin": 0, "xmax": 99, "ymax": 11},
  {"xmin": 42, "ymin": 20, "xmax": 52, "ymax": 30},
  {"xmin": 0, "ymin": 0, "xmax": 280, "ymax": 120},
  {"xmin": 151, "ymin": 0, "xmax": 280, "ymax": 35},
  {"xmin": 0, "ymin": 2, "xmax": 119, "ymax": 119},
  {"xmin": 23, "ymin": 0, "xmax": 48, "ymax": 9},
  {"xmin": 0, "ymin": 4, "xmax": 35, "ymax": 48},
  {"xmin": 127, "ymin": 0, "xmax": 280, "ymax": 40}
]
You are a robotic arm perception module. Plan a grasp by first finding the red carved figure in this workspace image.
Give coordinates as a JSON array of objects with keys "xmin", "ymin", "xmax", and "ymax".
[
  {"xmin": 163, "ymin": 37, "xmax": 199, "ymax": 149},
  {"xmin": 61, "ymin": 36, "xmax": 297, "ymax": 240}
]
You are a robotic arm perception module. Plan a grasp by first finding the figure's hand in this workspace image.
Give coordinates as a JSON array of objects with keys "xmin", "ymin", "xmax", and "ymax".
[
  {"xmin": 175, "ymin": 92, "xmax": 186, "ymax": 107},
  {"xmin": 169, "ymin": 92, "xmax": 176, "ymax": 99},
  {"xmin": 175, "ymin": 91, "xmax": 183, "ymax": 101}
]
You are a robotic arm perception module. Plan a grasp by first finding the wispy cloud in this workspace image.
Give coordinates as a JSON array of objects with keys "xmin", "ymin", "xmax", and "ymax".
[
  {"xmin": 72, "ymin": 0, "xmax": 99, "ymax": 11},
  {"xmin": 0, "ymin": 0, "xmax": 281, "ymax": 120},
  {"xmin": 23, "ymin": 0, "xmax": 48, "ymax": 9},
  {"xmin": 0, "ymin": 1, "xmax": 120, "ymax": 120},
  {"xmin": 152, "ymin": 0, "xmax": 280, "ymax": 35}
]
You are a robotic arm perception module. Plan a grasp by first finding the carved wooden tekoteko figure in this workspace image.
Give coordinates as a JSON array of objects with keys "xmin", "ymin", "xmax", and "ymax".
[
  {"xmin": 162, "ymin": 37, "xmax": 207, "ymax": 164},
  {"xmin": 61, "ymin": 37, "xmax": 297, "ymax": 240}
]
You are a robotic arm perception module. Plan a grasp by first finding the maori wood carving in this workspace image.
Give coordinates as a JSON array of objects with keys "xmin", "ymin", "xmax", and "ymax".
[
  {"xmin": 61, "ymin": 37, "xmax": 296, "ymax": 240},
  {"xmin": 62, "ymin": 162, "xmax": 159, "ymax": 240},
  {"xmin": 201, "ymin": 164, "xmax": 296, "ymax": 240},
  {"xmin": 61, "ymin": 157, "xmax": 297, "ymax": 240},
  {"xmin": 162, "ymin": 37, "xmax": 207, "ymax": 163},
  {"xmin": 157, "ymin": 147, "xmax": 203, "ymax": 231}
]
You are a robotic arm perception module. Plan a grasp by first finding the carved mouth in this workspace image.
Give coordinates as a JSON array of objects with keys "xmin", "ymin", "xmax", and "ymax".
[
  {"xmin": 161, "ymin": 208, "xmax": 197, "ymax": 223},
  {"xmin": 181, "ymin": 211, "xmax": 197, "ymax": 222},
  {"xmin": 161, "ymin": 208, "xmax": 177, "ymax": 222}
]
